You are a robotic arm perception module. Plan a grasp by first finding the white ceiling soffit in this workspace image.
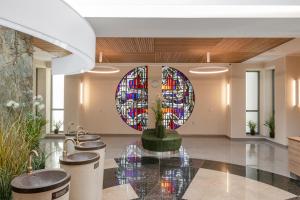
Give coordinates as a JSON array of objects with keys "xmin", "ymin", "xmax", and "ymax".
[
  {"xmin": 63, "ymin": 0, "xmax": 300, "ymax": 18},
  {"xmin": 0, "ymin": 0, "xmax": 95, "ymax": 75},
  {"xmin": 63, "ymin": 0, "xmax": 300, "ymax": 37},
  {"xmin": 87, "ymin": 18, "xmax": 300, "ymax": 37}
]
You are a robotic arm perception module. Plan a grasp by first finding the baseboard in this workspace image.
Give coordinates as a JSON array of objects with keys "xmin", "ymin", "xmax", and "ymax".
[
  {"xmin": 228, "ymin": 135, "xmax": 287, "ymax": 147},
  {"xmin": 43, "ymin": 133, "xmax": 287, "ymax": 147}
]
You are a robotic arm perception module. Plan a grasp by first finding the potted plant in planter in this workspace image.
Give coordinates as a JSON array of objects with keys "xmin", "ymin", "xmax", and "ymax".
[
  {"xmin": 142, "ymin": 98, "xmax": 182, "ymax": 152},
  {"xmin": 247, "ymin": 120, "xmax": 257, "ymax": 136},
  {"xmin": 53, "ymin": 121, "xmax": 63, "ymax": 134},
  {"xmin": 151, "ymin": 99, "xmax": 165, "ymax": 138},
  {"xmin": 264, "ymin": 115, "xmax": 275, "ymax": 138}
]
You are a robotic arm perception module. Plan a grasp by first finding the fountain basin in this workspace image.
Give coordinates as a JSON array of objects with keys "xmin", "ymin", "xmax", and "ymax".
[{"xmin": 11, "ymin": 169, "xmax": 70, "ymax": 200}]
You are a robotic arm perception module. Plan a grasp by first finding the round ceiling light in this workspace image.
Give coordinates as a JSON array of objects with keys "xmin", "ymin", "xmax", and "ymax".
[
  {"xmin": 189, "ymin": 52, "xmax": 229, "ymax": 74},
  {"xmin": 88, "ymin": 66, "xmax": 120, "ymax": 74},
  {"xmin": 189, "ymin": 66, "xmax": 229, "ymax": 74}
]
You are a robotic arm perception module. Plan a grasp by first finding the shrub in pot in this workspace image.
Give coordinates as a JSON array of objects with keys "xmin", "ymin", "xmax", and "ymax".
[
  {"xmin": 53, "ymin": 121, "xmax": 63, "ymax": 134},
  {"xmin": 152, "ymin": 99, "xmax": 166, "ymax": 138},
  {"xmin": 264, "ymin": 115, "xmax": 275, "ymax": 138},
  {"xmin": 247, "ymin": 121, "xmax": 257, "ymax": 136}
]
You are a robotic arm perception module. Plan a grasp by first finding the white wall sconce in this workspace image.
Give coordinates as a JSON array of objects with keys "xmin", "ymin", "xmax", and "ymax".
[
  {"xmin": 292, "ymin": 79, "xmax": 297, "ymax": 107},
  {"xmin": 80, "ymin": 81, "xmax": 84, "ymax": 105},
  {"xmin": 226, "ymin": 83, "xmax": 230, "ymax": 106}
]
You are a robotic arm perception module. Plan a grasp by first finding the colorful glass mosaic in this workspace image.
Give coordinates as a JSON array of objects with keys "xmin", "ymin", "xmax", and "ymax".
[
  {"xmin": 115, "ymin": 66, "xmax": 148, "ymax": 131},
  {"xmin": 162, "ymin": 66, "xmax": 195, "ymax": 129}
]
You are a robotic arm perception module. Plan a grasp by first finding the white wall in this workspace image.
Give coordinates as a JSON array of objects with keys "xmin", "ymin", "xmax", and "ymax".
[
  {"xmin": 63, "ymin": 57, "xmax": 300, "ymax": 145},
  {"xmin": 34, "ymin": 60, "xmax": 52, "ymax": 134},
  {"xmin": 285, "ymin": 56, "xmax": 300, "ymax": 139},
  {"xmin": 264, "ymin": 57, "xmax": 287, "ymax": 145},
  {"xmin": 64, "ymin": 64, "xmax": 229, "ymax": 135}
]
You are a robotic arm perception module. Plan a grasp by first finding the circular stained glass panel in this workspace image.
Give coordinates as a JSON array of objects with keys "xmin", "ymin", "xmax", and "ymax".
[
  {"xmin": 115, "ymin": 66, "xmax": 195, "ymax": 131},
  {"xmin": 162, "ymin": 66, "xmax": 195, "ymax": 129},
  {"xmin": 115, "ymin": 66, "xmax": 148, "ymax": 131}
]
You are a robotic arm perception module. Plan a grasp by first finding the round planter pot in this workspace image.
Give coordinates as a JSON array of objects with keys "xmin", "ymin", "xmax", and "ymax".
[
  {"xmin": 250, "ymin": 130, "xmax": 256, "ymax": 136},
  {"xmin": 142, "ymin": 129, "xmax": 182, "ymax": 152}
]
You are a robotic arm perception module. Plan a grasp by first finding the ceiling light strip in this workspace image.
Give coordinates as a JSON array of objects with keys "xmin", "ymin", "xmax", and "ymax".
[{"xmin": 189, "ymin": 67, "xmax": 229, "ymax": 74}]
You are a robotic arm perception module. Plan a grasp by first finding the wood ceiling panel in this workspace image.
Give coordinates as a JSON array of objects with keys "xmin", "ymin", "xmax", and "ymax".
[
  {"xmin": 155, "ymin": 52, "xmax": 205, "ymax": 63},
  {"xmin": 32, "ymin": 38, "xmax": 69, "ymax": 54},
  {"xmin": 96, "ymin": 38, "xmax": 292, "ymax": 63},
  {"xmin": 155, "ymin": 38, "xmax": 223, "ymax": 53},
  {"xmin": 96, "ymin": 38, "xmax": 154, "ymax": 53},
  {"xmin": 33, "ymin": 37, "xmax": 293, "ymax": 63},
  {"xmin": 212, "ymin": 52, "xmax": 257, "ymax": 63},
  {"xmin": 102, "ymin": 53, "xmax": 155, "ymax": 63}
]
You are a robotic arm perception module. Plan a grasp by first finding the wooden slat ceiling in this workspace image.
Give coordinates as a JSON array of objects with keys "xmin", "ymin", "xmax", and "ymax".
[
  {"xmin": 32, "ymin": 38, "xmax": 70, "ymax": 56},
  {"xmin": 32, "ymin": 37, "xmax": 292, "ymax": 63},
  {"xmin": 96, "ymin": 38, "xmax": 292, "ymax": 63}
]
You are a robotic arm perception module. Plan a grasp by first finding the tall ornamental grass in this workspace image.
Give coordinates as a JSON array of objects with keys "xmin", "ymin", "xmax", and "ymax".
[
  {"xmin": 0, "ymin": 117, "xmax": 31, "ymax": 200},
  {"xmin": 0, "ymin": 95, "xmax": 47, "ymax": 200}
]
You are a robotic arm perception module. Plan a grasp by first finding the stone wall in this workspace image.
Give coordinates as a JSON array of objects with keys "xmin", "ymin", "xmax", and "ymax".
[{"xmin": 0, "ymin": 26, "xmax": 33, "ymax": 111}]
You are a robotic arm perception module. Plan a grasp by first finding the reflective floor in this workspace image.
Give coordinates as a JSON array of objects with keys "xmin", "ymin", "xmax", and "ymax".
[
  {"xmin": 42, "ymin": 135, "xmax": 289, "ymax": 177},
  {"xmin": 41, "ymin": 136, "xmax": 300, "ymax": 200}
]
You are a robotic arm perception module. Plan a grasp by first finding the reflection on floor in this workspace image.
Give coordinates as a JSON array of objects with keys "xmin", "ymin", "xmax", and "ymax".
[
  {"xmin": 42, "ymin": 136, "xmax": 289, "ymax": 177},
  {"xmin": 41, "ymin": 136, "xmax": 300, "ymax": 200}
]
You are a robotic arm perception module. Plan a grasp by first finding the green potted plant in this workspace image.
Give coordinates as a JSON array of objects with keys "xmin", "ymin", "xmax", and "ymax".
[
  {"xmin": 151, "ymin": 99, "xmax": 165, "ymax": 138},
  {"xmin": 53, "ymin": 121, "xmax": 63, "ymax": 134},
  {"xmin": 264, "ymin": 115, "xmax": 275, "ymax": 138},
  {"xmin": 247, "ymin": 120, "xmax": 257, "ymax": 136}
]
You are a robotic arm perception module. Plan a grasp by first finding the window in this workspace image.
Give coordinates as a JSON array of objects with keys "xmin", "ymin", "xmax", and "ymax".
[
  {"xmin": 271, "ymin": 69, "xmax": 275, "ymax": 116},
  {"xmin": 246, "ymin": 71, "xmax": 260, "ymax": 134},
  {"xmin": 51, "ymin": 75, "xmax": 64, "ymax": 132}
]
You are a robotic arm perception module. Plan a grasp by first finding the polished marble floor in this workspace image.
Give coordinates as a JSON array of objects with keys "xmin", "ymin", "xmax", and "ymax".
[
  {"xmin": 42, "ymin": 135, "xmax": 289, "ymax": 177},
  {"xmin": 41, "ymin": 136, "xmax": 300, "ymax": 200}
]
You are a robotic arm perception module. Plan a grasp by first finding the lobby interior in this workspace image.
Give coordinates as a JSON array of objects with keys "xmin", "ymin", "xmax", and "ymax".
[{"xmin": 1, "ymin": 0, "xmax": 300, "ymax": 200}]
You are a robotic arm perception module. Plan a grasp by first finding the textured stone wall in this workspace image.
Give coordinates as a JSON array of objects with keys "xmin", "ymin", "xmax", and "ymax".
[{"xmin": 0, "ymin": 26, "xmax": 33, "ymax": 111}]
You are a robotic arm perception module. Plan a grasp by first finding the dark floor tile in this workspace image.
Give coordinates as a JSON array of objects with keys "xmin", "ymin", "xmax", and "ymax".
[{"xmin": 103, "ymin": 168, "xmax": 120, "ymax": 189}]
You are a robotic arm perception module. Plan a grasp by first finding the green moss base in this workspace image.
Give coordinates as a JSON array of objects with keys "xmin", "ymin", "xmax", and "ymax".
[{"xmin": 142, "ymin": 129, "xmax": 182, "ymax": 152}]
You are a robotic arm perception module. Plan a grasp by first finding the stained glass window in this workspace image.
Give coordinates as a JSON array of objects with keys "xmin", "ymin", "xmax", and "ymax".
[
  {"xmin": 115, "ymin": 66, "xmax": 148, "ymax": 131},
  {"xmin": 162, "ymin": 66, "xmax": 195, "ymax": 129}
]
